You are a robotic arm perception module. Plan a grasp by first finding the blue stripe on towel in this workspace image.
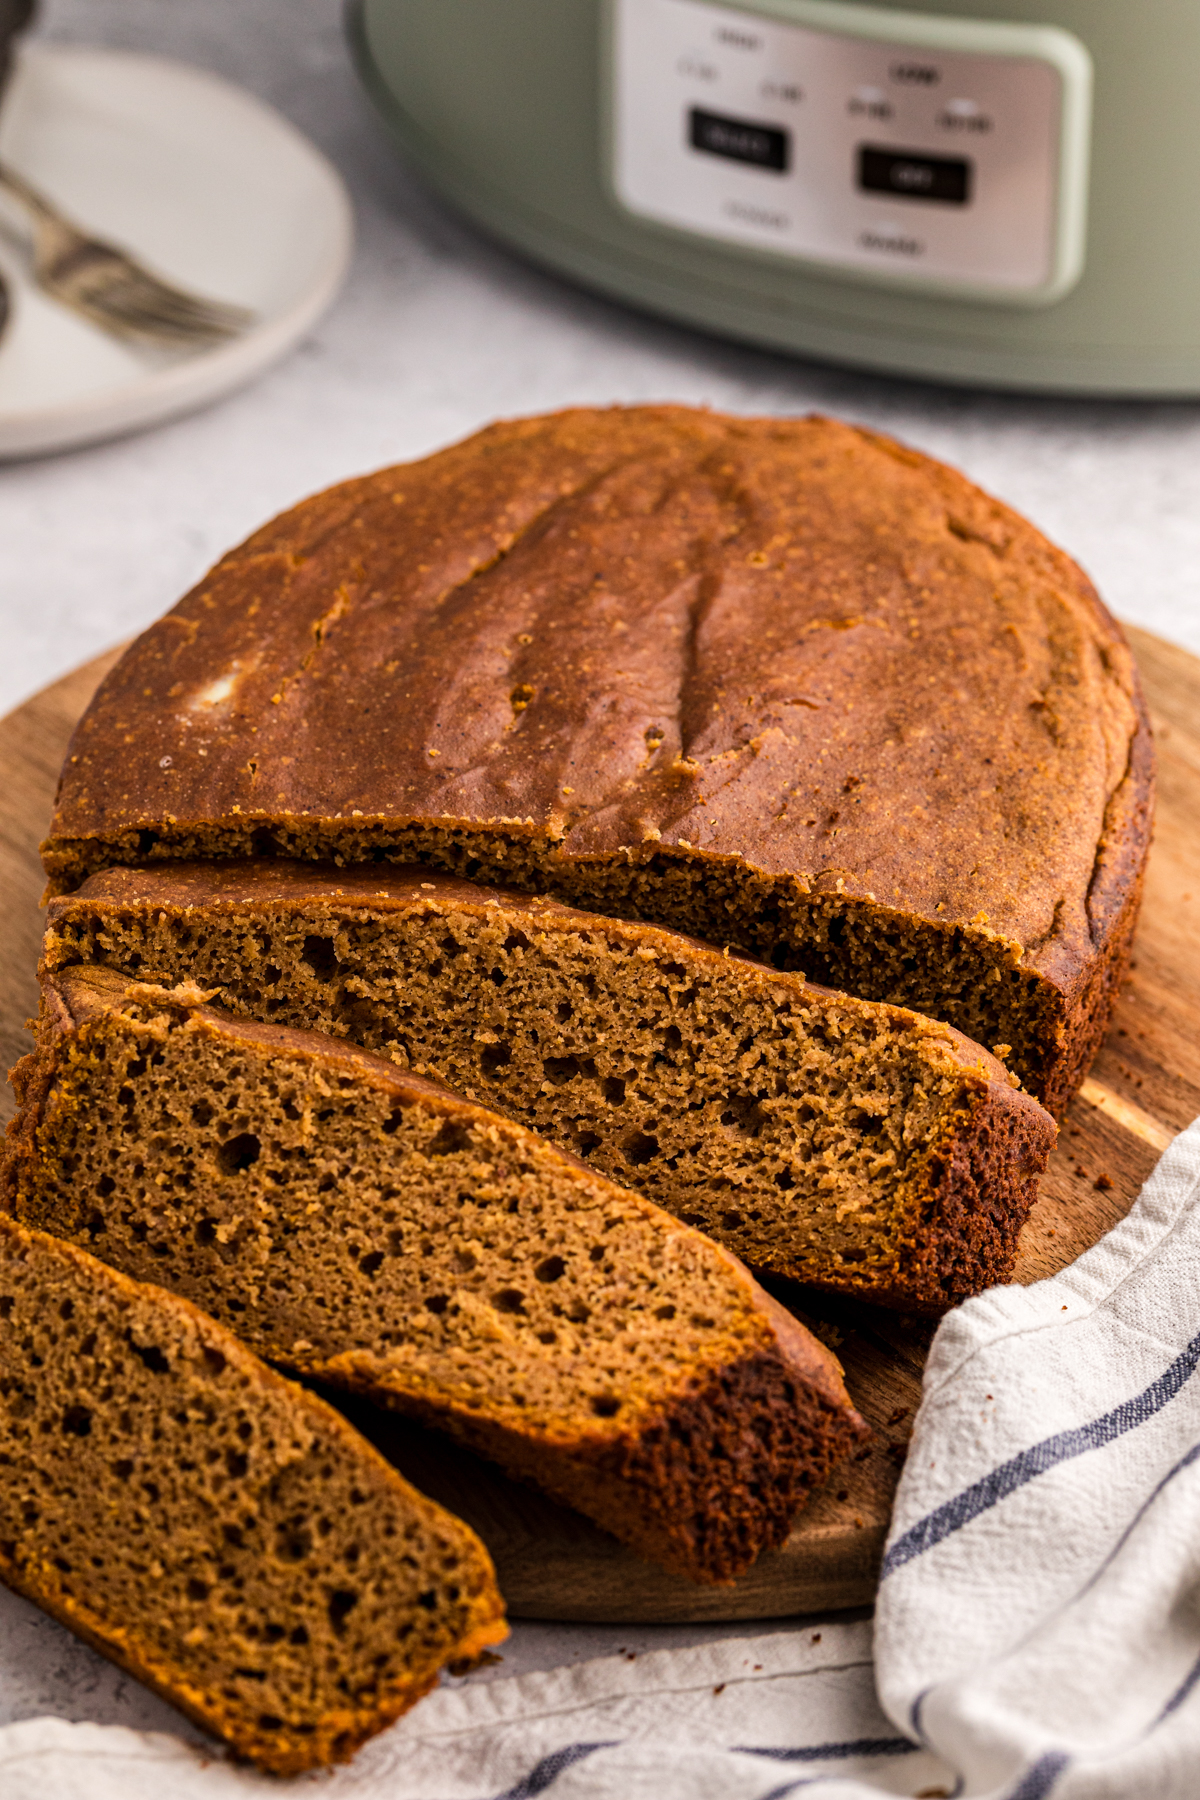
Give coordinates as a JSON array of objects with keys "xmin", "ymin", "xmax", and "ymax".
[
  {"xmin": 491, "ymin": 1741, "xmax": 617, "ymax": 1800},
  {"xmin": 732, "ymin": 1736, "xmax": 918, "ymax": 1760},
  {"xmin": 882, "ymin": 1328, "xmax": 1200, "ymax": 1578},
  {"xmin": 1003, "ymin": 1750, "xmax": 1071, "ymax": 1799},
  {"xmin": 1159, "ymin": 1647, "xmax": 1200, "ymax": 1721},
  {"xmin": 486, "ymin": 1734, "xmax": 917, "ymax": 1800}
]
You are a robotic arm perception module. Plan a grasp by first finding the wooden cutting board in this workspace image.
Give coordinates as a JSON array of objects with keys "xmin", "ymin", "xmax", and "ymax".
[{"xmin": 1, "ymin": 626, "xmax": 1197, "ymax": 1624}]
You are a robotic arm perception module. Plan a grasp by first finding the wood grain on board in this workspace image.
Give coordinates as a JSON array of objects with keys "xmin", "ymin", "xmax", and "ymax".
[{"xmin": 0, "ymin": 624, "xmax": 1195, "ymax": 1623}]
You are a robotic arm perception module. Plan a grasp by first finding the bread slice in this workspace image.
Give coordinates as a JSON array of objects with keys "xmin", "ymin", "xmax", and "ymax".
[
  {"xmin": 0, "ymin": 1214, "xmax": 504, "ymax": 1773},
  {"xmin": 1, "ymin": 967, "xmax": 867, "ymax": 1584},
  {"xmin": 43, "ymin": 861, "xmax": 1058, "ymax": 1310}
]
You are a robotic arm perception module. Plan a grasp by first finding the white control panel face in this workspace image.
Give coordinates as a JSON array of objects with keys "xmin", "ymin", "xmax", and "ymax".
[{"xmin": 610, "ymin": 0, "xmax": 1091, "ymax": 302}]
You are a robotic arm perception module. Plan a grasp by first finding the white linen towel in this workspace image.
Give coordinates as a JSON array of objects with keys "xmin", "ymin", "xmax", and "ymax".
[{"xmin": 3, "ymin": 1116, "xmax": 1199, "ymax": 1800}]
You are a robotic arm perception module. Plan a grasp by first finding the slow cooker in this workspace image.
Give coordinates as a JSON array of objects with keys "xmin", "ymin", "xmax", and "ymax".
[{"xmin": 348, "ymin": 0, "xmax": 1199, "ymax": 395}]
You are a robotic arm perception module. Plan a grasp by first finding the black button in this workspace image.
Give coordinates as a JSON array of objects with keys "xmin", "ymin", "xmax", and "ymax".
[
  {"xmin": 857, "ymin": 145, "xmax": 971, "ymax": 204},
  {"xmin": 689, "ymin": 107, "xmax": 789, "ymax": 173}
]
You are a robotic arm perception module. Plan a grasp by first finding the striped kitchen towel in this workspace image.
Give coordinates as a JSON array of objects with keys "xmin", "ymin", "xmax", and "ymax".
[
  {"xmin": 873, "ymin": 1111, "xmax": 1200, "ymax": 1798},
  {"xmin": 2, "ymin": 1116, "xmax": 1199, "ymax": 1799}
]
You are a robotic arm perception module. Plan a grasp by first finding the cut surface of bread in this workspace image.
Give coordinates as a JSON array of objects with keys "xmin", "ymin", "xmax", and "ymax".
[
  {"xmin": 1, "ymin": 968, "xmax": 868, "ymax": 1585},
  {"xmin": 40, "ymin": 407, "xmax": 1153, "ymax": 1113},
  {"xmin": 44, "ymin": 860, "xmax": 1057, "ymax": 1311},
  {"xmin": 0, "ymin": 1215, "xmax": 504, "ymax": 1774}
]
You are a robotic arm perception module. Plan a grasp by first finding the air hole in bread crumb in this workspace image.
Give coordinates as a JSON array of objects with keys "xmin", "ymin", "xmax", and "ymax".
[
  {"xmin": 603, "ymin": 1076, "xmax": 626, "ymax": 1106},
  {"xmin": 535, "ymin": 1257, "xmax": 565, "ymax": 1283},
  {"xmin": 128, "ymin": 1337, "xmax": 170, "ymax": 1375},
  {"xmin": 218, "ymin": 1133, "xmax": 261, "ymax": 1175},
  {"xmin": 494, "ymin": 1288, "xmax": 525, "ymax": 1314},
  {"xmin": 543, "ymin": 1055, "xmax": 580, "ymax": 1087},
  {"xmin": 623, "ymin": 1132, "xmax": 659, "ymax": 1167},
  {"xmin": 61, "ymin": 1405, "xmax": 91, "ymax": 1436},
  {"xmin": 300, "ymin": 936, "xmax": 338, "ymax": 980},
  {"xmin": 592, "ymin": 1396, "xmax": 621, "ymax": 1418},
  {"xmin": 481, "ymin": 1042, "xmax": 512, "ymax": 1078},
  {"xmin": 426, "ymin": 1120, "xmax": 472, "ymax": 1157}
]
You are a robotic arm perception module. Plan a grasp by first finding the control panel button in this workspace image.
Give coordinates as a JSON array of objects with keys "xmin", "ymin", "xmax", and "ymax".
[
  {"xmin": 689, "ymin": 107, "xmax": 790, "ymax": 171},
  {"xmin": 857, "ymin": 145, "xmax": 971, "ymax": 204}
]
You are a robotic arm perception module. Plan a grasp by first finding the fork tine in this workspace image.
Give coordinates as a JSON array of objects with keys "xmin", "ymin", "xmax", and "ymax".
[
  {"xmin": 0, "ymin": 160, "xmax": 256, "ymax": 349},
  {"xmin": 75, "ymin": 273, "xmax": 253, "ymax": 332}
]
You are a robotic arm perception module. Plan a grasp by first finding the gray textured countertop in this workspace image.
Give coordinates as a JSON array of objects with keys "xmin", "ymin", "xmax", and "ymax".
[{"xmin": 1, "ymin": 0, "xmax": 1197, "ymax": 1755}]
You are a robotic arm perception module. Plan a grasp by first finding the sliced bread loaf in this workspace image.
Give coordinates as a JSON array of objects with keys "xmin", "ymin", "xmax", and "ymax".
[
  {"xmin": 39, "ymin": 407, "xmax": 1153, "ymax": 1114},
  {"xmin": 1, "ymin": 967, "xmax": 867, "ymax": 1585},
  {"xmin": 0, "ymin": 1214, "xmax": 504, "ymax": 1773},
  {"xmin": 43, "ymin": 860, "xmax": 1057, "ymax": 1310}
]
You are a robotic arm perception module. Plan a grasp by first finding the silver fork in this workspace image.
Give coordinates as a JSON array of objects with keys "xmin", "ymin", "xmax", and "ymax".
[{"xmin": 0, "ymin": 160, "xmax": 254, "ymax": 349}]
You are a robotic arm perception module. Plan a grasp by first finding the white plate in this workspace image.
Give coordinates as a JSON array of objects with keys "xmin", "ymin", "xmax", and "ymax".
[{"xmin": 0, "ymin": 43, "xmax": 353, "ymax": 459}]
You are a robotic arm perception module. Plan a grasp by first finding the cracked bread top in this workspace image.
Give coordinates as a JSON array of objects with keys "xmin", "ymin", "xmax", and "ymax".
[{"xmin": 41, "ymin": 406, "xmax": 1152, "ymax": 1052}]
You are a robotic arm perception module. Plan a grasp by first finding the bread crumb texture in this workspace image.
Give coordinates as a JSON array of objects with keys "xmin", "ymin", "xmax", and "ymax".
[
  {"xmin": 0, "ymin": 1215, "xmax": 504, "ymax": 1773},
  {"xmin": 40, "ymin": 407, "xmax": 1153, "ymax": 1115},
  {"xmin": 1, "ymin": 969, "xmax": 868, "ymax": 1585},
  {"xmin": 44, "ymin": 860, "xmax": 1057, "ymax": 1310}
]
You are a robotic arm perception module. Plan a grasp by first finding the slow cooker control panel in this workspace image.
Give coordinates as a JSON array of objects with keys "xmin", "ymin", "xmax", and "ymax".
[{"xmin": 609, "ymin": 0, "xmax": 1091, "ymax": 304}]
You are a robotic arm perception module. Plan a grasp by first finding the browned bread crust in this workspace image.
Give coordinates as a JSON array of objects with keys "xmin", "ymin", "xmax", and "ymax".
[
  {"xmin": 45, "ymin": 858, "xmax": 1057, "ymax": 1311},
  {"xmin": 39, "ymin": 407, "xmax": 1153, "ymax": 1115},
  {"xmin": 2, "ymin": 966, "xmax": 868, "ymax": 1585},
  {"xmin": 0, "ymin": 1214, "xmax": 504, "ymax": 1773}
]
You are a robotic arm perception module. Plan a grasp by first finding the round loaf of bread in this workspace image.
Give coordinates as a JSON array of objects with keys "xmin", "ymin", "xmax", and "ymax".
[{"xmin": 42, "ymin": 407, "xmax": 1154, "ymax": 1114}]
